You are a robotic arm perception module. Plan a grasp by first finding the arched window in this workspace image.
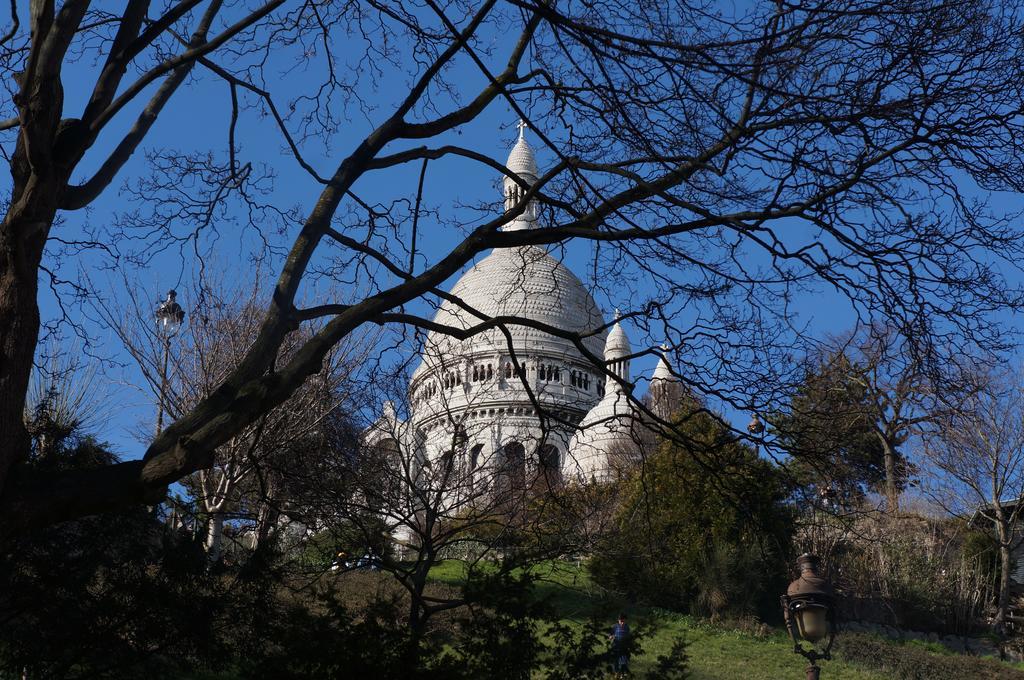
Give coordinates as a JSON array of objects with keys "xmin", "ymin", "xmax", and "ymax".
[
  {"xmin": 505, "ymin": 363, "xmax": 512, "ymax": 379},
  {"xmin": 470, "ymin": 443, "xmax": 483, "ymax": 471},
  {"xmin": 472, "ymin": 365, "xmax": 478, "ymax": 381},
  {"xmin": 538, "ymin": 444, "xmax": 561, "ymax": 487},
  {"xmin": 570, "ymin": 371, "xmax": 577, "ymax": 387},
  {"xmin": 553, "ymin": 367, "xmax": 561, "ymax": 382},
  {"xmin": 499, "ymin": 441, "xmax": 526, "ymax": 495},
  {"xmin": 487, "ymin": 364, "xmax": 493, "ymax": 380}
]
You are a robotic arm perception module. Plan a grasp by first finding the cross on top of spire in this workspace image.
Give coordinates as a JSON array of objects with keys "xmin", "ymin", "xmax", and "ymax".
[{"xmin": 516, "ymin": 118, "xmax": 528, "ymax": 140}]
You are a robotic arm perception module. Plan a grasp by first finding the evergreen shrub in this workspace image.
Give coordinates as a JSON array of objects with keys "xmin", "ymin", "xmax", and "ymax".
[
  {"xmin": 589, "ymin": 405, "xmax": 794, "ymax": 621},
  {"xmin": 836, "ymin": 633, "xmax": 1024, "ymax": 679}
]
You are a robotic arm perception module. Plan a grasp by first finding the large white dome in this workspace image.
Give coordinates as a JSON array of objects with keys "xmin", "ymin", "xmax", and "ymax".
[
  {"xmin": 405, "ymin": 126, "xmax": 621, "ymax": 491},
  {"xmin": 412, "ymin": 245, "xmax": 606, "ymax": 380}
]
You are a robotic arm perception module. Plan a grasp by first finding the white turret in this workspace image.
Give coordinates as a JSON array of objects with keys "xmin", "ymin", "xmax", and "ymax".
[
  {"xmin": 649, "ymin": 344, "xmax": 683, "ymax": 420},
  {"xmin": 651, "ymin": 345, "xmax": 675, "ymax": 384},
  {"xmin": 567, "ymin": 313, "xmax": 642, "ymax": 482},
  {"xmin": 604, "ymin": 310, "xmax": 631, "ymax": 385},
  {"xmin": 502, "ymin": 120, "xmax": 539, "ymax": 230}
]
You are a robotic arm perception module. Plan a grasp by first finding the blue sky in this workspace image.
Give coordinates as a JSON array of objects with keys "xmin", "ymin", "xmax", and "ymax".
[{"xmin": 12, "ymin": 1, "xmax": 1020, "ymax": 471}]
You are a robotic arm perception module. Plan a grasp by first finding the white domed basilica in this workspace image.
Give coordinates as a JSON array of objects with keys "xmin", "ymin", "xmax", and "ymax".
[{"xmin": 363, "ymin": 125, "xmax": 679, "ymax": 517}]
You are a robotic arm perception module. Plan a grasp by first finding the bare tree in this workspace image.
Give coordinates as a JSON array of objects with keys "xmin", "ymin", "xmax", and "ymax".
[
  {"xmin": 300, "ymin": 375, "xmax": 624, "ymax": 663},
  {"xmin": 833, "ymin": 326, "xmax": 951, "ymax": 514},
  {"xmin": 922, "ymin": 367, "xmax": 1024, "ymax": 635},
  {"xmin": 850, "ymin": 328, "xmax": 927, "ymax": 514},
  {"xmin": 4, "ymin": 0, "xmax": 1024, "ymax": 536},
  {"xmin": 100, "ymin": 272, "xmax": 374, "ymax": 560}
]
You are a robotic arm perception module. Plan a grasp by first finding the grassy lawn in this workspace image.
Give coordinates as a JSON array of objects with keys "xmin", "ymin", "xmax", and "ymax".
[{"xmin": 429, "ymin": 560, "xmax": 887, "ymax": 680}]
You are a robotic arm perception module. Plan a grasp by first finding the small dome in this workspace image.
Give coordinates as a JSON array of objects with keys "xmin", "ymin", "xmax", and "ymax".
[
  {"xmin": 567, "ymin": 390, "xmax": 643, "ymax": 482},
  {"xmin": 506, "ymin": 128, "xmax": 538, "ymax": 179},
  {"xmin": 652, "ymin": 350, "xmax": 675, "ymax": 382},
  {"xmin": 604, "ymin": 318, "xmax": 631, "ymax": 360}
]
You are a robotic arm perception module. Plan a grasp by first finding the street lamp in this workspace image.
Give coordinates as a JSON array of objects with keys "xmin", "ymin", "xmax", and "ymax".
[
  {"xmin": 154, "ymin": 289, "xmax": 185, "ymax": 435},
  {"xmin": 781, "ymin": 553, "xmax": 836, "ymax": 680},
  {"xmin": 747, "ymin": 412, "xmax": 765, "ymax": 436}
]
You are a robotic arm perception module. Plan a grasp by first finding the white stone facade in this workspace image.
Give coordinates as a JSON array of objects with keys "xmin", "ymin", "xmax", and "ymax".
[{"xmin": 363, "ymin": 126, "xmax": 678, "ymax": 535}]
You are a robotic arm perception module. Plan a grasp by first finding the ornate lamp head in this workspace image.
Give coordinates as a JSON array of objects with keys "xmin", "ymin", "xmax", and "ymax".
[
  {"xmin": 155, "ymin": 289, "xmax": 185, "ymax": 336},
  {"xmin": 781, "ymin": 554, "xmax": 836, "ymax": 675}
]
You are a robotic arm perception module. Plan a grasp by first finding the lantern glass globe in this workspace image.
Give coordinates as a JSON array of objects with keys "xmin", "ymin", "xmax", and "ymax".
[
  {"xmin": 795, "ymin": 603, "xmax": 829, "ymax": 643},
  {"xmin": 157, "ymin": 314, "xmax": 181, "ymax": 336}
]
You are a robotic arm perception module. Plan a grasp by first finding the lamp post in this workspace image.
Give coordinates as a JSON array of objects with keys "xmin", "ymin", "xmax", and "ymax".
[
  {"xmin": 747, "ymin": 412, "xmax": 765, "ymax": 436},
  {"xmin": 154, "ymin": 289, "xmax": 185, "ymax": 435},
  {"xmin": 781, "ymin": 554, "xmax": 836, "ymax": 680}
]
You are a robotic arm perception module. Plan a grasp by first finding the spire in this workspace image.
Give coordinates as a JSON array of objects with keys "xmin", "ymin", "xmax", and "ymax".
[{"xmin": 502, "ymin": 120, "xmax": 539, "ymax": 231}]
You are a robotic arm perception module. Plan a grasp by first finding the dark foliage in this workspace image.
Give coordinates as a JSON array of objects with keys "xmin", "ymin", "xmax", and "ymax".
[
  {"xmin": 3, "ymin": 516, "xmax": 688, "ymax": 679},
  {"xmin": 0, "ymin": 442, "xmax": 247, "ymax": 677},
  {"xmin": 836, "ymin": 633, "xmax": 1024, "ymax": 680},
  {"xmin": 0, "ymin": 409, "xmax": 288, "ymax": 679},
  {"xmin": 445, "ymin": 571, "xmax": 552, "ymax": 678},
  {"xmin": 773, "ymin": 352, "xmax": 905, "ymax": 505},
  {"xmin": 590, "ymin": 405, "xmax": 794, "ymax": 621},
  {"xmin": 241, "ymin": 570, "xmax": 689, "ymax": 679}
]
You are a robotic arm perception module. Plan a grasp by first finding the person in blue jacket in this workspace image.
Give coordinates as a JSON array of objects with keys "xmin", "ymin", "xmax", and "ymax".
[{"xmin": 609, "ymin": 612, "xmax": 631, "ymax": 675}]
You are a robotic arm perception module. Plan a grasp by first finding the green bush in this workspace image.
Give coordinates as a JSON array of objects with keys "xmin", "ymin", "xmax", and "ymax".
[
  {"xmin": 836, "ymin": 633, "xmax": 1024, "ymax": 679},
  {"xmin": 590, "ymin": 406, "xmax": 793, "ymax": 620}
]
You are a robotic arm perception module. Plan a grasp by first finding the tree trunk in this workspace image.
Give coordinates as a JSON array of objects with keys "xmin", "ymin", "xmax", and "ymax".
[
  {"xmin": 995, "ymin": 524, "xmax": 1013, "ymax": 635},
  {"xmin": 404, "ymin": 590, "xmax": 425, "ymax": 672},
  {"xmin": 0, "ymin": 199, "xmax": 58, "ymax": 498},
  {"xmin": 254, "ymin": 501, "xmax": 279, "ymax": 551},
  {"xmin": 402, "ymin": 547, "xmax": 434, "ymax": 671},
  {"xmin": 0, "ymin": 1, "xmax": 76, "ymax": 500},
  {"xmin": 881, "ymin": 436, "xmax": 899, "ymax": 515},
  {"xmin": 206, "ymin": 512, "xmax": 224, "ymax": 563}
]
